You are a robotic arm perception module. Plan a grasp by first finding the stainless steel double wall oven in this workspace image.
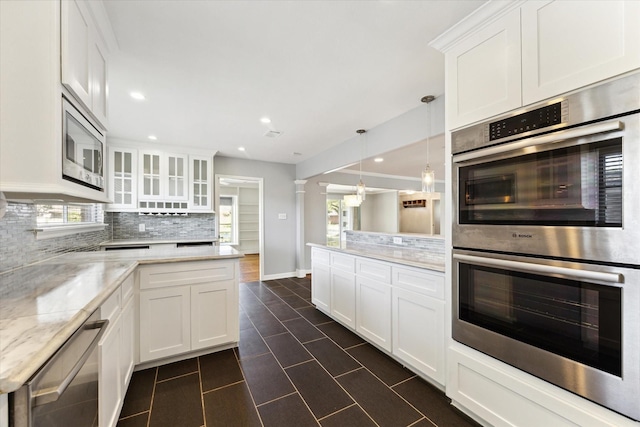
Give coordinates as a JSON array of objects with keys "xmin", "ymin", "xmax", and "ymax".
[{"xmin": 451, "ymin": 72, "xmax": 640, "ymax": 421}]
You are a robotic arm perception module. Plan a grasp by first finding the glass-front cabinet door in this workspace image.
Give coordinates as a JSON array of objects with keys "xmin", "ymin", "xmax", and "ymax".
[
  {"xmin": 165, "ymin": 153, "xmax": 188, "ymax": 200},
  {"xmin": 107, "ymin": 146, "xmax": 137, "ymax": 210},
  {"xmin": 190, "ymin": 156, "xmax": 213, "ymax": 211},
  {"xmin": 140, "ymin": 152, "xmax": 161, "ymax": 199}
]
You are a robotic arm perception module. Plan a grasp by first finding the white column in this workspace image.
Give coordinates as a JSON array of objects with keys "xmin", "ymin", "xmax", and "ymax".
[{"xmin": 295, "ymin": 180, "xmax": 307, "ymax": 278}]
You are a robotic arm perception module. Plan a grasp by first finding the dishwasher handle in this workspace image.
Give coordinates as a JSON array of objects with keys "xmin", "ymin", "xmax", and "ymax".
[{"xmin": 32, "ymin": 319, "xmax": 109, "ymax": 407}]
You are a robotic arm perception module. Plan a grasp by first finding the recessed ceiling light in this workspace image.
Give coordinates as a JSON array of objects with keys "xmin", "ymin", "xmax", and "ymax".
[
  {"xmin": 148, "ymin": 135, "xmax": 157, "ymax": 140},
  {"xmin": 130, "ymin": 92, "xmax": 145, "ymax": 100},
  {"xmin": 260, "ymin": 117, "xmax": 271, "ymax": 124},
  {"xmin": 238, "ymin": 147, "xmax": 246, "ymax": 152},
  {"xmin": 374, "ymin": 157, "xmax": 384, "ymax": 162}
]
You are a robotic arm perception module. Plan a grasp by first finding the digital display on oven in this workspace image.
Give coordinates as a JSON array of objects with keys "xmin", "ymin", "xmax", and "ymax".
[{"xmin": 489, "ymin": 102, "xmax": 563, "ymax": 141}]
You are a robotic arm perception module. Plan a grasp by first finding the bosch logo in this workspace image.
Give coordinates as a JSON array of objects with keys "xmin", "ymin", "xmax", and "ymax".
[{"xmin": 512, "ymin": 233, "xmax": 533, "ymax": 238}]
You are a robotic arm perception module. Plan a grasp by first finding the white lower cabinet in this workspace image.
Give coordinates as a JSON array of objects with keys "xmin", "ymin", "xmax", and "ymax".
[
  {"xmin": 139, "ymin": 286, "xmax": 191, "ymax": 362},
  {"xmin": 392, "ymin": 287, "xmax": 445, "ymax": 385},
  {"xmin": 330, "ymin": 268, "xmax": 356, "ymax": 329},
  {"xmin": 356, "ymin": 275, "xmax": 392, "ymax": 352},
  {"xmin": 138, "ymin": 260, "xmax": 239, "ymax": 363},
  {"xmin": 310, "ymin": 247, "xmax": 445, "ymax": 386},
  {"xmin": 311, "ymin": 261, "xmax": 331, "ymax": 314},
  {"xmin": 99, "ymin": 273, "xmax": 135, "ymax": 427},
  {"xmin": 191, "ymin": 281, "xmax": 238, "ymax": 350}
]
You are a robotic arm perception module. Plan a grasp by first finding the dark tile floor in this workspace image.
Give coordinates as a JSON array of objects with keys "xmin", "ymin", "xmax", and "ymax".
[{"xmin": 116, "ymin": 277, "xmax": 481, "ymax": 427}]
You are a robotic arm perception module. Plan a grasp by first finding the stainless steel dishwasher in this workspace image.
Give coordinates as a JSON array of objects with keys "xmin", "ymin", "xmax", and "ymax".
[{"xmin": 10, "ymin": 311, "xmax": 108, "ymax": 427}]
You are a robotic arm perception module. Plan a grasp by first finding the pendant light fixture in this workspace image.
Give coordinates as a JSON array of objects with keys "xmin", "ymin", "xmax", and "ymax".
[
  {"xmin": 356, "ymin": 129, "xmax": 367, "ymax": 202},
  {"xmin": 421, "ymin": 95, "xmax": 436, "ymax": 193}
]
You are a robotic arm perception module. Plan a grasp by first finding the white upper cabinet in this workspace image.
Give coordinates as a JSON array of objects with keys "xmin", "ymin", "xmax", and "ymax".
[
  {"xmin": 521, "ymin": 0, "xmax": 640, "ymax": 105},
  {"xmin": 445, "ymin": 8, "xmax": 522, "ymax": 130},
  {"xmin": 107, "ymin": 146, "xmax": 137, "ymax": 210},
  {"xmin": 434, "ymin": 0, "xmax": 640, "ymax": 129},
  {"xmin": 106, "ymin": 140, "xmax": 215, "ymax": 212},
  {"xmin": 189, "ymin": 156, "xmax": 213, "ymax": 211},
  {"xmin": 0, "ymin": 0, "xmax": 114, "ymax": 203},
  {"xmin": 61, "ymin": 0, "xmax": 110, "ymax": 130}
]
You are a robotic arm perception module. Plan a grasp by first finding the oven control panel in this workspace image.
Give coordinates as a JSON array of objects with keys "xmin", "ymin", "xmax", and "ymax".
[{"xmin": 487, "ymin": 101, "xmax": 566, "ymax": 141}]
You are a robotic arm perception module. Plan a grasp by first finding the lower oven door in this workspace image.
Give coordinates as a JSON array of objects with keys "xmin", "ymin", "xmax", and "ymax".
[
  {"xmin": 11, "ymin": 312, "xmax": 108, "ymax": 427},
  {"xmin": 452, "ymin": 249, "xmax": 640, "ymax": 421}
]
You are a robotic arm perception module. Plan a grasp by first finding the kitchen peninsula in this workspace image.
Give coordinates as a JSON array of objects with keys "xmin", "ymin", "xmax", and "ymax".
[
  {"xmin": 309, "ymin": 231, "xmax": 445, "ymax": 387},
  {"xmin": 0, "ymin": 245, "xmax": 242, "ymax": 426}
]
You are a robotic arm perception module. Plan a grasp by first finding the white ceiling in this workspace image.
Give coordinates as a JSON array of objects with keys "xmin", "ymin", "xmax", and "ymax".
[{"xmin": 104, "ymin": 0, "xmax": 483, "ymax": 171}]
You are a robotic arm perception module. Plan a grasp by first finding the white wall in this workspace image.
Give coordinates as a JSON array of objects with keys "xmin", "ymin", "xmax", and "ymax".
[
  {"xmin": 361, "ymin": 191, "xmax": 398, "ymax": 233},
  {"xmin": 214, "ymin": 157, "xmax": 296, "ymax": 278}
]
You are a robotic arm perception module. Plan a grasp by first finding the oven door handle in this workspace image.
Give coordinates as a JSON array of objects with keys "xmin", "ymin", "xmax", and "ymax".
[
  {"xmin": 31, "ymin": 319, "xmax": 109, "ymax": 407},
  {"xmin": 453, "ymin": 253, "xmax": 623, "ymax": 284},
  {"xmin": 453, "ymin": 120, "xmax": 624, "ymax": 163}
]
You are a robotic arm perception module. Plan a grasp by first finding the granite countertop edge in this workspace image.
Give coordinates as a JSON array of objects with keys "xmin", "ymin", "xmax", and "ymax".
[
  {"xmin": 0, "ymin": 246, "xmax": 242, "ymax": 394},
  {"xmin": 307, "ymin": 243, "xmax": 445, "ymax": 272}
]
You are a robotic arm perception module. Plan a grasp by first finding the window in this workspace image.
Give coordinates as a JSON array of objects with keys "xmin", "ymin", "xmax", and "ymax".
[
  {"xmin": 218, "ymin": 196, "xmax": 238, "ymax": 245},
  {"xmin": 35, "ymin": 203, "xmax": 106, "ymax": 239}
]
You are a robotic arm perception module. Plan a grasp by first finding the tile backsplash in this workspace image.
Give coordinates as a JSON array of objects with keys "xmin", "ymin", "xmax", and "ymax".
[
  {"xmin": 345, "ymin": 230, "xmax": 445, "ymax": 254},
  {"xmin": 106, "ymin": 212, "xmax": 216, "ymax": 240},
  {"xmin": 0, "ymin": 202, "xmax": 109, "ymax": 273},
  {"xmin": 0, "ymin": 203, "xmax": 216, "ymax": 273}
]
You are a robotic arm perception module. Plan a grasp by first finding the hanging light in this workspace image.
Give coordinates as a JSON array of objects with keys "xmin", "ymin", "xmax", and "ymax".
[
  {"xmin": 421, "ymin": 95, "xmax": 436, "ymax": 193},
  {"xmin": 356, "ymin": 129, "xmax": 366, "ymax": 202}
]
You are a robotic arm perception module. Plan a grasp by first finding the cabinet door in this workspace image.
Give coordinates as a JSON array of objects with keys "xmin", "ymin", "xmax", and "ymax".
[
  {"xmin": 190, "ymin": 156, "xmax": 213, "ymax": 211},
  {"xmin": 139, "ymin": 287, "xmax": 190, "ymax": 362},
  {"xmin": 311, "ymin": 262, "xmax": 331, "ymax": 314},
  {"xmin": 61, "ymin": 0, "xmax": 91, "ymax": 109},
  {"xmin": 446, "ymin": 8, "xmax": 522, "ymax": 129},
  {"xmin": 90, "ymin": 31, "xmax": 108, "ymax": 128},
  {"xmin": 99, "ymin": 317, "xmax": 121, "ymax": 427},
  {"xmin": 107, "ymin": 147, "xmax": 137, "ymax": 210},
  {"xmin": 356, "ymin": 276, "xmax": 391, "ymax": 351},
  {"xmin": 392, "ymin": 288, "xmax": 445, "ymax": 385},
  {"xmin": 330, "ymin": 268, "xmax": 356, "ymax": 329},
  {"xmin": 522, "ymin": 0, "xmax": 640, "ymax": 105},
  {"xmin": 120, "ymin": 297, "xmax": 135, "ymax": 391},
  {"xmin": 166, "ymin": 154, "xmax": 188, "ymax": 200},
  {"xmin": 191, "ymin": 281, "xmax": 238, "ymax": 350},
  {"xmin": 139, "ymin": 152, "xmax": 162, "ymax": 199}
]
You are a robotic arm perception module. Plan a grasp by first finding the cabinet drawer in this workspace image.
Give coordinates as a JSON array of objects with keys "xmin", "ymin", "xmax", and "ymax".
[
  {"xmin": 330, "ymin": 253, "xmax": 355, "ymax": 273},
  {"xmin": 121, "ymin": 273, "xmax": 134, "ymax": 302},
  {"xmin": 392, "ymin": 266, "xmax": 444, "ymax": 300},
  {"xmin": 100, "ymin": 287, "xmax": 121, "ymax": 322},
  {"xmin": 312, "ymin": 248, "xmax": 331, "ymax": 265},
  {"xmin": 139, "ymin": 261, "xmax": 235, "ymax": 290},
  {"xmin": 356, "ymin": 259, "xmax": 391, "ymax": 284}
]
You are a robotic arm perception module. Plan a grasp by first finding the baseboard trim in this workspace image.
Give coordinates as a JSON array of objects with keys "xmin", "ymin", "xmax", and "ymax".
[{"xmin": 262, "ymin": 271, "xmax": 297, "ymax": 281}]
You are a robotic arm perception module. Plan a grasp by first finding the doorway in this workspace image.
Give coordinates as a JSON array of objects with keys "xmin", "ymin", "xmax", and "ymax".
[{"xmin": 215, "ymin": 175, "xmax": 264, "ymax": 281}]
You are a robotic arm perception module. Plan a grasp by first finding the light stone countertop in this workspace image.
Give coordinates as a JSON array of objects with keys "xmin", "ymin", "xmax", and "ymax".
[
  {"xmin": 307, "ymin": 242, "xmax": 445, "ymax": 272},
  {"xmin": 0, "ymin": 245, "xmax": 242, "ymax": 394}
]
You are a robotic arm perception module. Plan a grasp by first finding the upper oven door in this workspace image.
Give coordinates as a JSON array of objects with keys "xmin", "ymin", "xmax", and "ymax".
[{"xmin": 453, "ymin": 112, "xmax": 640, "ymax": 265}]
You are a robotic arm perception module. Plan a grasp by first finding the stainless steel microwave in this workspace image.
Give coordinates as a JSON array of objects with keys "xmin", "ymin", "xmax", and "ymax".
[{"xmin": 62, "ymin": 97, "xmax": 105, "ymax": 191}]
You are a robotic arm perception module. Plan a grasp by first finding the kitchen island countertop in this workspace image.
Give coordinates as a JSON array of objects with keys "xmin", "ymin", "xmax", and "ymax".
[
  {"xmin": 307, "ymin": 242, "xmax": 445, "ymax": 272},
  {"xmin": 0, "ymin": 245, "xmax": 242, "ymax": 394}
]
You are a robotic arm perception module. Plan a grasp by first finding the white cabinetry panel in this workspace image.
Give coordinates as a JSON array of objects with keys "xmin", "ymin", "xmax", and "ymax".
[
  {"xmin": 356, "ymin": 276, "xmax": 391, "ymax": 351},
  {"xmin": 446, "ymin": 8, "xmax": 522, "ymax": 129},
  {"xmin": 61, "ymin": 0, "xmax": 91, "ymax": 108},
  {"xmin": 330, "ymin": 268, "xmax": 356, "ymax": 329},
  {"xmin": 311, "ymin": 260, "xmax": 331, "ymax": 314},
  {"xmin": 522, "ymin": 0, "xmax": 640, "ymax": 105},
  {"xmin": 191, "ymin": 281, "xmax": 238, "ymax": 350},
  {"xmin": 392, "ymin": 288, "xmax": 444, "ymax": 385},
  {"xmin": 99, "ymin": 318, "xmax": 121, "ymax": 427},
  {"xmin": 139, "ymin": 286, "xmax": 191, "ymax": 362}
]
